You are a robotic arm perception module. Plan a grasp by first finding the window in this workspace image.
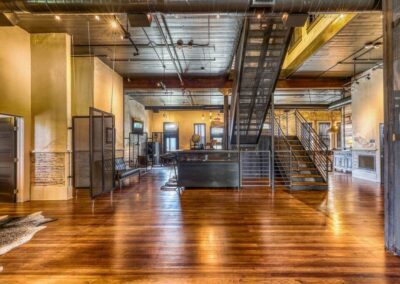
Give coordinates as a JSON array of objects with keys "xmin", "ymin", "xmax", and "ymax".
[
  {"xmin": 210, "ymin": 126, "xmax": 224, "ymax": 150},
  {"xmin": 194, "ymin": 123, "xmax": 206, "ymax": 146},
  {"xmin": 163, "ymin": 122, "xmax": 179, "ymax": 152}
]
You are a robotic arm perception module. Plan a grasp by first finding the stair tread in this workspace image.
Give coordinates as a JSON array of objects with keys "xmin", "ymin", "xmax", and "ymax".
[
  {"xmin": 291, "ymin": 181, "xmax": 327, "ymax": 186},
  {"xmin": 292, "ymin": 174, "xmax": 323, "ymax": 178}
]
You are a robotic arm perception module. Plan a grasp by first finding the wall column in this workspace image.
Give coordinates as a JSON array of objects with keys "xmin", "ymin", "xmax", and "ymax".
[
  {"xmin": 384, "ymin": 0, "xmax": 400, "ymax": 254},
  {"xmin": 30, "ymin": 33, "xmax": 72, "ymax": 200},
  {"xmin": 221, "ymin": 88, "xmax": 231, "ymax": 149}
]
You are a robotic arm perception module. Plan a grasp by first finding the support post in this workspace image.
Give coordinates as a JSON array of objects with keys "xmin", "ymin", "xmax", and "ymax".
[{"xmin": 384, "ymin": 0, "xmax": 400, "ymax": 255}]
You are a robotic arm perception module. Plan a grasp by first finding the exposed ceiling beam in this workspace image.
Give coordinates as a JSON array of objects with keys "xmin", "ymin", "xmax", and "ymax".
[
  {"xmin": 124, "ymin": 76, "xmax": 348, "ymax": 90},
  {"xmin": 281, "ymin": 14, "xmax": 356, "ymax": 79}
]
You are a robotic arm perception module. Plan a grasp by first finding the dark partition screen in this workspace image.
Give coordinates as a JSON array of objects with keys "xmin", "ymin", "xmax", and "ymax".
[
  {"xmin": 72, "ymin": 117, "xmax": 90, "ymax": 188},
  {"xmin": 90, "ymin": 108, "xmax": 115, "ymax": 199}
]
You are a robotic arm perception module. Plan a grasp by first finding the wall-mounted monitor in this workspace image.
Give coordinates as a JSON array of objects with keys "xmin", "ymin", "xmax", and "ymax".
[{"xmin": 132, "ymin": 119, "xmax": 144, "ymax": 134}]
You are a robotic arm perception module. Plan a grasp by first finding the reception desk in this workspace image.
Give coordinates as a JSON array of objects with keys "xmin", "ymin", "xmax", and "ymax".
[{"xmin": 174, "ymin": 150, "xmax": 239, "ymax": 188}]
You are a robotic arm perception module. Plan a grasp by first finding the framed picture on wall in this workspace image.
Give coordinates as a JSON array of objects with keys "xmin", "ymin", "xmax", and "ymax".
[{"xmin": 106, "ymin": 127, "xmax": 113, "ymax": 144}]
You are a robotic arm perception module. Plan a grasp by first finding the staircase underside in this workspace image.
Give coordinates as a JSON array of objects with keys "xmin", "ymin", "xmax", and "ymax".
[{"xmin": 231, "ymin": 15, "xmax": 292, "ymax": 145}]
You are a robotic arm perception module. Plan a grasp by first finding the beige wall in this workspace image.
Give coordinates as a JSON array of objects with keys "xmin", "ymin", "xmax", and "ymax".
[
  {"xmin": 93, "ymin": 58, "xmax": 124, "ymax": 150},
  {"xmin": 71, "ymin": 57, "xmax": 93, "ymax": 117},
  {"xmin": 30, "ymin": 33, "xmax": 72, "ymax": 200},
  {"xmin": 151, "ymin": 110, "xmax": 224, "ymax": 150},
  {"xmin": 31, "ymin": 34, "xmax": 71, "ymax": 152},
  {"xmin": 72, "ymin": 57, "xmax": 124, "ymax": 150},
  {"xmin": 0, "ymin": 26, "xmax": 31, "ymax": 202},
  {"xmin": 124, "ymin": 98, "xmax": 152, "ymax": 138},
  {"xmin": 351, "ymin": 68, "xmax": 384, "ymax": 182}
]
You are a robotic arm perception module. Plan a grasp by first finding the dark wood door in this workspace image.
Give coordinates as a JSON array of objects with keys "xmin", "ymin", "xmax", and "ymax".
[{"xmin": 0, "ymin": 117, "xmax": 17, "ymax": 202}]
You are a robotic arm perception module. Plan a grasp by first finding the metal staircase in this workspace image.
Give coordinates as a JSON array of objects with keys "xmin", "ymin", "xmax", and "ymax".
[
  {"xmin": 274, "ymin": 111, "xmax": 330, "ymax": 190},
  {"xmin": 230, "ymin": 15, "xmax": 292, "ymax": 145}
]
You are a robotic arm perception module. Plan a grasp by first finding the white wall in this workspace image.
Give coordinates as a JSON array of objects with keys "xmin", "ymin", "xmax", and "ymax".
[{"xmin": 351, "ymin": 68, "xmax": 384, "ymax": 182}]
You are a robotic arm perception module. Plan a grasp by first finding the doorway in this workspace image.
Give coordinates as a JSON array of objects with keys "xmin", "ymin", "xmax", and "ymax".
[
  {"xmin": 0, "ymin": 116, "xmax": 17, "ymax": 202},
  {"xmin": 163, "ymin": 122, "xmax": 179, "ymax": 152}
]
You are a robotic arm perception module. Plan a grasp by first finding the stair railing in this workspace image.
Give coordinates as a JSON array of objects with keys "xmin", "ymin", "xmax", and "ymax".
[
  {"xmin": 274, "ymin": 118, "xmax": 299, "ymax": 188},
  {"xmin": 292, "ymin": 110, "xmax": 330, "ymax": 182}
]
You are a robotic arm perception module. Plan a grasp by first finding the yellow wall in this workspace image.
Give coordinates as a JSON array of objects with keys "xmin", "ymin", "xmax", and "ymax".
[
  {"xmin": 30, "ymin": 33, "xmax": 72, "ymax": 200},
  {"xmin": 151, "ymin": 110, "xmax": 224, "ymax": 150},
  {"xmin": 71, "ymin": 57, "xmax": 93, "ymax": 117},
  {"xmin": 72, "ymin": 57, "xmax": 124, "ymax": 150},
  {"xmin": 0, "ymin": 26, "xmax": 32, "ymax": 201},
  {"xmin": 31, "ymin": 33, "xmax": 71, "ymax": 152}
]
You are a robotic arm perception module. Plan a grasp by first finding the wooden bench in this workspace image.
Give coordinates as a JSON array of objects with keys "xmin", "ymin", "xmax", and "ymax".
[{"xmin": 115, "ymin": 157, "xmax": 141, "ymax": 189}]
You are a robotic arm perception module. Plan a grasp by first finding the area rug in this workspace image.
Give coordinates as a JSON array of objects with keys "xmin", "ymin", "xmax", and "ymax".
[{"xmin": 0, "ymin": 211, "xmax": 56, "ymax": 256}]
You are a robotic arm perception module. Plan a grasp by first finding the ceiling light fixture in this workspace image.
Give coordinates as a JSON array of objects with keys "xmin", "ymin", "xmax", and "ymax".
[
  {"xmin": 55, "ymin": 15, "xmax": 61, "ymax": 21},
  {"xmin": 95, "ymin": 15, "xmax": 100, "ymax": 21},
  {"xmin": 188, "ymin": 40, "xmax": 194, "ymax": 49},
  {"xmin": 111, "ymin": 20, "xmax": 118, "ymax": 29},
  {"xmin": 216, "ymin": 14, "xmax": 220, "ymax": 19},
  {"xmin": 257, "ymin": 14, "xmax": 262, "ymax": 20},
  {"xmin": 339, "ymin": 14, "xmax": 344, "ymax": 18}
]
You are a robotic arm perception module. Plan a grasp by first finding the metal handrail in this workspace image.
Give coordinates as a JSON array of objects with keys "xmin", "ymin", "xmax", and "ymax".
[
  {"xmin": 274, "ymin": 118, "xmax": 300, "ymax": 188},
  {"xmin": 291, "ymin": 110, "xmax": 330, "ymax": 182}
]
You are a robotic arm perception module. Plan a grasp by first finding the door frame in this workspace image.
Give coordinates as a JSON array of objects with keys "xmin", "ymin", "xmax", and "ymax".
[{"xmin": 0, "ymin": 114, "xmax": 24, "ymax": 202}]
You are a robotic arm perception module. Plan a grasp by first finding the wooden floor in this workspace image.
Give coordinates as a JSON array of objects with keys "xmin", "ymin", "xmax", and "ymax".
[{"xmin": 0, "ymin": 169, "xmax": 399, "ymax": 283}]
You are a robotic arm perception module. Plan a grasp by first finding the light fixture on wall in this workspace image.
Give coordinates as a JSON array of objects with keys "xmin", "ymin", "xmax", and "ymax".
[{"xmin": 328, "ymin": 123, "xmax": 339, "ymax": 134}]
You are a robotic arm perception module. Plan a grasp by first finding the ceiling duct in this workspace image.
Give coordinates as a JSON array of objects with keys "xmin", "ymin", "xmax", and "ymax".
[
  {"xmin": 0, "ymin": 0, "xmax": 381, "ymax": 14},
  {"xmin": 328, "ymin": 96, "xmax": 352, "ymax": 110}
]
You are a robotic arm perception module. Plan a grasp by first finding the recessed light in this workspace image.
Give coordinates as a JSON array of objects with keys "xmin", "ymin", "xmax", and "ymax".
[{"xmin": 55, "ymin": 15, "xmax": 61, "ymax": 21}]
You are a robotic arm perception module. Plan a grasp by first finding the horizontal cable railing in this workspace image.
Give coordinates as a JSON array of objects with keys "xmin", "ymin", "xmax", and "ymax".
[
  {"xmin": 279, "ymin": 110, "xmax": 330, "ymax": 182},
  {"xmin": 240, "ymin": 150, "xmax": 271, "ymax": 187},
  {"xmin": 273, "ymin": 118, "xmax": 299, "ymax": 188}
]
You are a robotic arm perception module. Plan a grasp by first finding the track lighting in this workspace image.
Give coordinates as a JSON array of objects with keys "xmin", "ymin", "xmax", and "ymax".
[{"xmin": 176, "ymin": 39, "xmax": 184, "ymax": 49}]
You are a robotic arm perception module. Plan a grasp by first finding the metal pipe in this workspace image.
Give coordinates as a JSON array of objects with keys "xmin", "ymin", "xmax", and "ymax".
[
  {"xmin": 160, "ymin": 14, "xmax": 184, "ymax": 74},
  {"xmin": 0, "ymin": 0, "xmax": 381, "ymax": 14},
  {"xmin": 328, "ymin": 96, "xmax": 351, "ymax": 110},
  {"xmin": 153, "ymin": 14, "xmax": 184, "ymax": 86}
]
